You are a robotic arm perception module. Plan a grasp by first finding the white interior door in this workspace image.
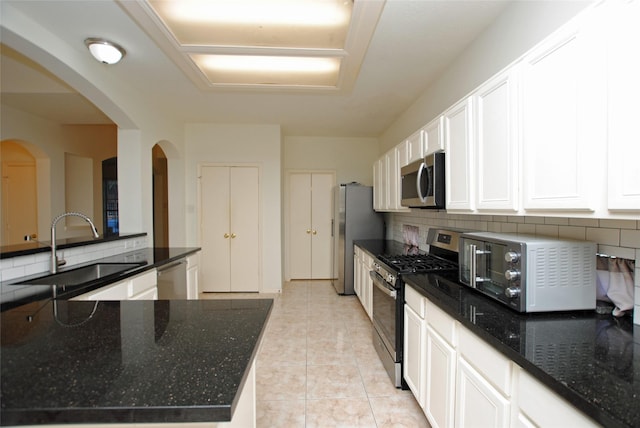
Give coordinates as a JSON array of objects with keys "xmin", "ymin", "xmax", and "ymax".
[
  {"xmin": 289, "ymin": 173, "xmax": 312, "ymax": 279},
  {"xmin": 310, "ymin": 173, "xmax": 334, "ymax": 279},
  {"xmin": 200, "ymin": 166, "xmax": 231, "ymax": 292},
  {"xmin": 229, "ymin": 167, "xmax": 260, "ymax": 292}
]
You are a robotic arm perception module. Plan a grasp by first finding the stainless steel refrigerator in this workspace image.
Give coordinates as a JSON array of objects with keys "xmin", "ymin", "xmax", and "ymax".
[{"xmin": 332, "ymin": 183, "xmax": 384, "ymax": 295}]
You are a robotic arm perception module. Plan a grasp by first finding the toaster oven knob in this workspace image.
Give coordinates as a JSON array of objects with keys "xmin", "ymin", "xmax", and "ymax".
[
  {"xmin": 504, "ymin": 251, "xmax": 520, "ymax": 263},
  {"xmin": 505, "ymin": 286, "xmax": 521, "ymax": 299},
  {"xmin": 504, "ymin": 269, "xmax": 521, "ymax": 281}
]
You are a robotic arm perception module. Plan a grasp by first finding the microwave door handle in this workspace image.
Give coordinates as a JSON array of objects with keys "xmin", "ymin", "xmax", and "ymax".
[{"xmin": 416, "ymin": 162, "xmax": 427, "ymax": 203}]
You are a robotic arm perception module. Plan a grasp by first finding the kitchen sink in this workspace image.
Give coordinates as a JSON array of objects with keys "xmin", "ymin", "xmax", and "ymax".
[{"xmin": 15, "ymin": 263, "xmax": 143, "ymax": 286}]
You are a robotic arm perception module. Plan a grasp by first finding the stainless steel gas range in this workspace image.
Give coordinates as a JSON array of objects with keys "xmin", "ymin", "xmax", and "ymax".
[{"xmin": 369, "ymin": 228, "xmax": 461, "ymax": 388}]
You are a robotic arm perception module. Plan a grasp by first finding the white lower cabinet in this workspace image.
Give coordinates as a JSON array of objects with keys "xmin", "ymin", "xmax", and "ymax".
[
  {"xmin": 71, "ymin": 269, "xmax": 158, "ymax": 301},
  {"xmin": 353, "ymin": 245, "xmax": 374, "ymax": 320},
  {"xmin": 456, "ymin": 358, "xmax": 510, "ymax": 428},
  {"xmin": 186, "ymin": 253, "xmax": 200, "ymax": 299},
  {"xmin": 515, "ymin": 367, "xmax": 599, "ymax": 428},
  {"xmin": 425, "ymin": 300, "xmax": 457, "ymax": 428},
  {"xmin": 403, "ymin": 283, "xmax": 596, "ymax": 428},
  {"xmin": 403, "ymin": 285, "xmax": 426, "ymax": 404}
]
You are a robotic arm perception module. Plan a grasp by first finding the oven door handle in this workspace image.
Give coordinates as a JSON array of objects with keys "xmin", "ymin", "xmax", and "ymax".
[{"xmin": 370, "ymin": 271, "xmax": 397, "ymax": 299}]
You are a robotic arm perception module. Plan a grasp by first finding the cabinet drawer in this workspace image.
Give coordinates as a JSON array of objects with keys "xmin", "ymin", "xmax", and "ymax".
[
  {"xmin": 426, "ymin": 300, "xmax": 456, "ymax": 346},
  {"xmin": 458, "ymin": 327, "xmax": 512, "ymax": 396},
  {"xmin": 517, "ymin": 368, "xmax": 598, "ymax": 427},
  {"xmin": 405, "ymin": 285, "xmax": 425, "ymax": 318},
  {"xmin": 129, "ymin": 269, "xmax": 157, "ymax": 296}
]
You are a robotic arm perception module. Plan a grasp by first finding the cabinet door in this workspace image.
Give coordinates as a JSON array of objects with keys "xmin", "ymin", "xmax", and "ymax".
[
  {"xmin": 424, "ymin": 116, "xmax": 444, "ymax": 155},
  {"xmin": 362, "ymin": 251, "xmax": 373, "ymax": 319},
  {"xmin": 200, "ymin": 166, "xmax": 231, "ymax": 292},
  {"xmin": 229, "ymin": 167, "xmax": 260, "ymax": 291},
  {"xmin": 186, "ymin": 253, "xmax": 199, "ymax": 299},
  {"xmin": 310, "ymin": 173, "xmax": 334, "ymax": 278},
  {"xmin": 474, "ymin": 68, "xmax": 519, "ymax": 212},
  {"xmin": 373, "ymin": 159, "xmax": 384, "ymax": 211},
  {"xmin": 521, "ymin": 6, "xmax": 606, "ymax": 212},
  {"xmin": 607, "ymin": 0, "xmax": 640, "ymax": 211},
  {"xmin": 406, "ymin": 130, "xmax": 425, "ymax": 165},
  {"xmin": 444, "ymin": 98, "xmax": 475, "ymax": 212},
  {"xmin": 455, "ymin": 358, "xmax": 510, "ymax": 428},
  {"xmin": 353, "ymin": 248, "xmax": 362, "ymax": 298},
  {"xmin": 384, "ymin": 149, "xmax": 398, "ymax": 211},
  {"xmin": 425, "ymin": 325, "xmax": 456, "ymax": 428},
  {"xmin": 404, "ymin": 303, "xmax": 426, "ymax": 406}
]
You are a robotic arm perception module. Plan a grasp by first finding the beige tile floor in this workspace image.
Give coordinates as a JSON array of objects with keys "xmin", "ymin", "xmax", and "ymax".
[{"xmin": 203, "ymin": 280, "xmax": 430, "ymax": 427}]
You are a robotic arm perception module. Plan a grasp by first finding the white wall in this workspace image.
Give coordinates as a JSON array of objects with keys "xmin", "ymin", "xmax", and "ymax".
[
  {"xmin": 0, "ymin": 106, "xmax": 118, "ymax": 239},
  {"xmin": 1, "ymin": 5, "xmax": 188, "ymax": 248},
  {"xmin": 283, "ymin": 136, "xmax": 379, "ymax": 186},
  {"xmin": 379, "ymin": 0, "xmax": 594, "ymax": 151},
  {"xmin": 185, "ymin": 123, "xmax": 283, "ymax": 293}
]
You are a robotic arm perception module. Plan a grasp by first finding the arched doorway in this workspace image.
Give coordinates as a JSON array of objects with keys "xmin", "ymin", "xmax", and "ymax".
[
  {"xmin": 152, "ymin": 144, "xmax": 169, "ymax": 247},
  {"xmin": 1, "ymin": 140, "xmax": 38, "ymax": 246}
]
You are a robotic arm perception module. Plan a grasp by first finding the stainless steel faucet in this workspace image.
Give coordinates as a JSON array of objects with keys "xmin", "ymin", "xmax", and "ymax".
[{"xmin": 50, "ymin": 212, "xmax": 100, "ymax": 274}]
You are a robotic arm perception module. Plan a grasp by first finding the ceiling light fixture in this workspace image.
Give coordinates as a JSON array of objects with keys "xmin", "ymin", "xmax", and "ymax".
[
  {"xmin": 198, "ymin": 55, "xmax": 340, "ymax": 73},
  {"xmin": 159, "ymin": 0, "xmax": 350, "ymax": 27},
  {"xmin": 84, "ymin": 38, "xmax": 126, "ymax": 65}
]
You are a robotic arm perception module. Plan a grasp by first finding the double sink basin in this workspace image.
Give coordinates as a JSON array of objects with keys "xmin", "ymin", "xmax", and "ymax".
[{"xmin": 15, "ymin": 263, "xmax": 144, "ymax": 287}]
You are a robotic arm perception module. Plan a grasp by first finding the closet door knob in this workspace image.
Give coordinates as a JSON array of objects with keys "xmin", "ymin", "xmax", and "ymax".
[
  {"xmin": 312, "ymin": 230, "xmax": 317, "ymax": 235},
  {"xmin": 224, "ymin": 233, "xmax": 230, "ymax": 239},
  {"xmin": 306, "ymin": 229, "xmax": 312, "ymax": 234},
  {"xmin": 231, "ymin": 233, "xmax": 237, "ymax": 239}
]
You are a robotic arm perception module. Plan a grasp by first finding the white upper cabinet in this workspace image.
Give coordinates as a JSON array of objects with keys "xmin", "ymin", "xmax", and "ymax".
[
  {"xmin": 607, "ymin": 0, "xmax": 640, "ymax": 211},
  {"xmin": 444, "ymin": 98, "xmax": 475, "ymax": 212},
  {"xmin": 473, "ymin": 68, "xmax": 520, "ymax": 212},
  {"xmin": 375, "ymin": 1, "xmax": 638, "ymax": 219},
  {"xmin": 520, "ymin": 4, "xmax": 607, "ymax": 212},
  {"xmin": 425, "ymin": 116, "xmax": 444, "ymax": 156},
  {"xmin": 374, "ymin": 145, "xmax": 410, "ymax": 212},
  {"xmin": 406, "ymin": 129, "xmax": 426, "ymax": 166}
]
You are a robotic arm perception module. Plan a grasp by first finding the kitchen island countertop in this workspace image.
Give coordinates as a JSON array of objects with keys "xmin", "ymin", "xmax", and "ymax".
[{"xmin": 1, "ymin": 298, "xmax": 273, "ymax": 425}]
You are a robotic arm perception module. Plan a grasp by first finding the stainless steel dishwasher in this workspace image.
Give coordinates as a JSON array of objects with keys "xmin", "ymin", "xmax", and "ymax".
[{"xmin": 157, "ymin": 259, "xmax": 187, "ymax": 299}]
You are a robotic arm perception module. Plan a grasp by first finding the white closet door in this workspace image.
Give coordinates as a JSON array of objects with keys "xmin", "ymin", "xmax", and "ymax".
[
  {"xmin": 310, "ymin": 173, "xmax": 334, "ymax": 279},
  {"xmin": 229, "ymin": 167, "xmax": 260, "ymax": 292},
  {"xmin": 200, "ymin": 166, "xmax": 231, "ymax": 292},
  {"xmin": 289, "ymin": 173, "xmax": 312, "ymax": 279}
]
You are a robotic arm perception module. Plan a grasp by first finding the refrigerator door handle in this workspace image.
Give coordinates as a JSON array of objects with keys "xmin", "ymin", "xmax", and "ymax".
[{"xmin": 331, "ymin": 219, "xmax": 334, "ymax": 237}]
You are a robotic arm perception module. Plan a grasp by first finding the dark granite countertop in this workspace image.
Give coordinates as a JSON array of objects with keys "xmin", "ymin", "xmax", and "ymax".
[
  {"xmin": 1, "ymin": 298, "xmax": 273, "ymax": 425},
  {"xmin": 1, "ymin": 247, "xmax": 201, "ymax": 310},
  {"xmin": 355, "ymin": 239, "xmax": 638, "ymax": 428}
]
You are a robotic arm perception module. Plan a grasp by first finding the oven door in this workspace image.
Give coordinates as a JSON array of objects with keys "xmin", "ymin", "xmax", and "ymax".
[{"xmin": 370, "ymin": 270, "xmax": 398, "ymax": 361}]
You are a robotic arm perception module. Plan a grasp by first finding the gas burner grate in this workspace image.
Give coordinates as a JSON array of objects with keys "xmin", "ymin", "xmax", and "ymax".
[{"xmin": 378, "ymin": 254, "xmax": 458, "ymax": 274}]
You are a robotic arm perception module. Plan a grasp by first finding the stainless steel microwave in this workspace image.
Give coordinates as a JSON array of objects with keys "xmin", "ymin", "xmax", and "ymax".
[
  {"xmin": 400, "ymin": 152, "xmax": 445, "ymax": 208},
  {"xmin": 459, "ymin": 232, "xmax": 596, "ymax": 312}
]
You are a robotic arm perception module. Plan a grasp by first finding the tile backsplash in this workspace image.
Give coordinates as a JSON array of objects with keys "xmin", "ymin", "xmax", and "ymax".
[
  {"xmin": 0, "ymin": 236, "xmax": 148, "ymax": 283},
  {"xmin": 386, "ymin": 211, "xmax": 640, "ymax": 324}
]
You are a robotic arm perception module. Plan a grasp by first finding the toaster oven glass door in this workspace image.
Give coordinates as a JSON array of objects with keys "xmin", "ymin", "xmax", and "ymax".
[{"xmin": 460, "ymin": 239, "xmax": 510, "ymax": 300}]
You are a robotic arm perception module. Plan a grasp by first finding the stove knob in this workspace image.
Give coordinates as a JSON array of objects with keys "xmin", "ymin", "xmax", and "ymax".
[
  {"xmin": 505, "ymin": 286, "xmax": 521, "ymax": 299},
  {"xmin": 505, "ymin": 269, "xmax": 520, "ymax": 282},
  {"xmin": 504, "ymin": 251, "xmax": 520, "ymax": 263}
]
